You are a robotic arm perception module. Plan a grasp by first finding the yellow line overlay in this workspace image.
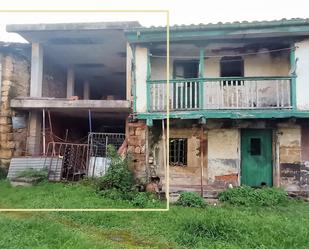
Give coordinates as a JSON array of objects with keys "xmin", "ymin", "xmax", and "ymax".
[{"xmin": 0, "ymin": 9, "xmax": 170, "ymax": 212}]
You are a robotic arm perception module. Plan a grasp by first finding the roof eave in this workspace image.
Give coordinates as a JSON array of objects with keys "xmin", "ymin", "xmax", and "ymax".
[{"xmin": 125, "ymin": 23, "xmax": 309, "ymax": 43}]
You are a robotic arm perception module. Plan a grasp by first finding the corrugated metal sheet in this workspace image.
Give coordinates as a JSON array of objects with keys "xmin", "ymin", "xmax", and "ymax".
[{"xmin": 8, "ymin": 157, "xmax": 63, "ymax": 181}]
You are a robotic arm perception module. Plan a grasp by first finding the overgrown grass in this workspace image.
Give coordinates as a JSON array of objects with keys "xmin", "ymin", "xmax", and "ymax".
[
  {"xmin": 0, "ymin": 180, "xmax": 309, "ymax": 248},
  {"xmin": 218, "ymin": 186, "xmax": 289, "ymax": 206}
]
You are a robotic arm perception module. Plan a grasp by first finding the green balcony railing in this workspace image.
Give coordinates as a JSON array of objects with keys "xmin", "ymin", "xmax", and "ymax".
[{"xmin": 147, "ymin": 76, "xmax": 294, "ymax": 112}]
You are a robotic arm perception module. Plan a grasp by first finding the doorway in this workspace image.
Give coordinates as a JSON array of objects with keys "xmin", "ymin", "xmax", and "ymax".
[{"xmin": 241, "ymin": 129, "xmax": 273, "ymax": 187}]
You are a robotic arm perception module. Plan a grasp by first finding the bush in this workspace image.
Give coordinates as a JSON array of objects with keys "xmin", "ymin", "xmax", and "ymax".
[
  {"xmin": 97, "ymin": 145, "xmax": 135, "ymax": 192},
  {"xmin": 17, "ymin": 168, "xmax": 48, "ymax": 180},
  {"xmin": 176, "ymin": 192, "xmax": 206, "ymax": 208},
  {"xmin": 131, "ymin": 192, "xmax": 159, "ymax": 208},
  {"xmin": 218, "ymin": 186, "xmax": 288, "ymax": 206}
]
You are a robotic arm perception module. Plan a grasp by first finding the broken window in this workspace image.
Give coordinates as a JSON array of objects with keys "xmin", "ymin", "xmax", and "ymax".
[{"xmin": 169, "ymin": 138, "xmax": 187, "ymax": 166}]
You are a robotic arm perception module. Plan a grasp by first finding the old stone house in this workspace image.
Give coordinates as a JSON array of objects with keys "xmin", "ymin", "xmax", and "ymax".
[
  {"xmin": 1, "ymin": 19, "xmax": 309, "ymax": 196},
  {"xmin": 125, "ymin": 18, "xmax": 309, "ymax": 197}
]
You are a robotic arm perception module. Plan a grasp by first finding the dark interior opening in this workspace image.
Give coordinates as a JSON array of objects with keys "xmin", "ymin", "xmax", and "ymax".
[
  {"xmin": 173, "ymin": 60, "xmax": 199, "ymax": 108},
  {"xmin": 46, "ymin": 112, "xmax": 126, "ymax": 143},
  {"xmin": 173, "ymin": 60, "xmax": 199, "ymax": 78},
  {"xmin": 220, "ymin": 56, "xmax": 244, "ymax": 77}
]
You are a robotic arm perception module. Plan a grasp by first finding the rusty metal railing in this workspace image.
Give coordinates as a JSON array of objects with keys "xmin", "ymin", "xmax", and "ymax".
[{"xmin": 45, "ymin": 142, "xmax": 89, "ymax": 181}]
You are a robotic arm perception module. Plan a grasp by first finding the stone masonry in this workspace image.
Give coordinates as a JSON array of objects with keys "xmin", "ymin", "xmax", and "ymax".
[
  {"xmin": 127, "ymin": 120, "xmax": 147, "ymax": 180},
  {"xmin": 0, "ymin": 47, "xmax": 30, "ymax": 172}
]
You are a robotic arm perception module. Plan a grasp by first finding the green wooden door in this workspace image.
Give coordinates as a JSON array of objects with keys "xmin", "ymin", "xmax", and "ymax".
[{"xmin": 241, "ymin": 129, "xmax": 273, "ymax": 187}]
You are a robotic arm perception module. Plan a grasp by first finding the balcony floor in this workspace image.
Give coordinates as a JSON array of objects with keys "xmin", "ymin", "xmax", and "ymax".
[
  {"xmin": 137, "ymin": 109, "xmax": 309, "ymax": 121},
  {"xmin": 11, "ymin": 97, "xmax": 131, "ymax": 114}
]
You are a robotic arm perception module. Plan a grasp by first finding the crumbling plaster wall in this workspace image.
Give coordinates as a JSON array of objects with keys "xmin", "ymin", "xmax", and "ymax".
[
  {"xmin": 277, "ymin": 123, "xmax": 302, "ymax": 191},
  {"xmin": 136, "ymin": 119, "xmax": 309, "ymax": 194},
  {"xmin": 0, "ymin": 52, "xmax": 30, "ymax": 170},
  {"xmin": 301, "ymin": 123, "xmax": 309, "ymax": 191},
  {"xmin": 205, "ymin": 50, "xmax": 289, "ymax": 77},
  {"xmin": 135, "ymin": 46, "xmax": 148, "ymax": 113},
  {"xmin": 207, "ymin": 128, "xmax": 240, "ymax": 188},
  {"xmin": 149, "ymin": 49, "xmax": 289, "ymax": 79},
  {"xmin": 150, "ymin": 57, "xmax": 173, "ymax": 80},
  {"xmin": 147, "ymin": 122, "xmax": 207, "ymax": 192}
]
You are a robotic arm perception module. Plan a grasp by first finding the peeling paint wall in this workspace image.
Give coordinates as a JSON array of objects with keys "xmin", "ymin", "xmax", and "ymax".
[
  {"xmin": 295, "ymin": 39, "xmax": 309, "ymax": 110},
  {"xmin": 150, "ymin": 57, "xmax": 173, "ymax": 80},
  {"xmin": 300, "ymin": 123, "xmax": 309, "ymax": 190},
  {"xmin": 147, "ymin": 121, "xmax": 207, "ymax": 192},
  {"xmin": 207, "ymin": 128, "xmax": 240, "ymax": 189},
  {"xmin": 277, "ymin": 123, "xmax": 302, "ymax": 191},
  {"xmin": 148, "ymin": 49, "xmax": 289, "ymax": 79},
  {"xmin": 126, "ymin": 43, "xmax": 133, "ymax": 101},
  {"xmin": 135, "ymin": 46, "xmax": 148, "ymax": 113},
  {"xmin": 136, "ymin": 119, "xmax": 309, "ymax": 194},
  {"xmin": 244, "ymin": 52, "xmax": 289, "ymax": 76}
]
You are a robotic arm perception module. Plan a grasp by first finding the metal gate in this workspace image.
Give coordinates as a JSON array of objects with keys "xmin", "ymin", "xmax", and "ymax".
[
  {"xmin": 45, "ymin": 142, "xmax": 89, "ymax": 181},
  {"xmin": 87, "ymin": 133, "xmax": 125, "ymax": 177}
]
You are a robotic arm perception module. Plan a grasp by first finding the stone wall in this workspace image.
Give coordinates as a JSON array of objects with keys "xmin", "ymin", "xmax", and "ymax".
[
  {"xmin": 0, "ymin": 49, "xmax": 30, "ymax": 171},
  {"xmin": 127, "ymin": 120, "xmax": 147, "ymax": 180}
]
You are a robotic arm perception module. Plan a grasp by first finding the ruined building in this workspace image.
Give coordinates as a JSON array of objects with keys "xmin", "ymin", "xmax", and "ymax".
[{"xmin": 2, "ymin": 19, "xmax": 309, "ymax": 196}]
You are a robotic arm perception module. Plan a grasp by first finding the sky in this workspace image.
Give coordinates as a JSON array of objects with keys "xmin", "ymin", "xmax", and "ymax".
[{"xmin": 0, "ymin": 0, "xmax": 309, "ymax": 42}]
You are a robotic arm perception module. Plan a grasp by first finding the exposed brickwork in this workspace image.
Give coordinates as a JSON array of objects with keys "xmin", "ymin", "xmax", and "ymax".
[
  {"xmin": 127, "ymin": 120, "xmax": 147, "ymax": 180},
  {"xmin": 278, "ymin": 126, "xmax": 302, "ymax": 191},
  {"xmin": 215, "ymin": 173, "xmax": 238, "ymax": 183}
]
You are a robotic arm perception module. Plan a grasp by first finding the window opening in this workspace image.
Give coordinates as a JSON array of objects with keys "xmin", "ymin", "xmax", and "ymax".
[{"xmin": 169, "ymin": 138, "xmax": 187, "ymax": 166}]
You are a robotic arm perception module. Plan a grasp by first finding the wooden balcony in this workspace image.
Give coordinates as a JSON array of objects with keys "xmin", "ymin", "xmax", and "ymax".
[{"xmin": 148, "ymin": 77, "xmax": 295, "ymax": 112}]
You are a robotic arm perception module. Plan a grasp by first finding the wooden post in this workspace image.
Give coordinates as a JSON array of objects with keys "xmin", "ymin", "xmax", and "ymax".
[
  {"xmin": 47, "ymin": 110, "xmax": 53, "ymax": 140},
  {"xmin": 146, "ymin": 49, "xmax": 151, "ymax": 112},
  {"xmin": 47, "ymin": 110, "xmax": 55, "ymax": 155},
  {"xmin": 199, "ymin": 48, "xmax": 205, "ymax": 109},
  {"xmin": 162, "ymin": 119, "xmax": 168, "ymax": 199},
  {"xmin": 290, "ymin": 45, "xmax": 297, "ymax": 109}
]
